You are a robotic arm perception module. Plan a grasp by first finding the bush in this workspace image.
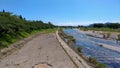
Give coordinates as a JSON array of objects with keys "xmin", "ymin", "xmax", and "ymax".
[
  {"xmin": 88, "ymin": 57, "xmax": 97, "ymax": 65},
  {"xmin": 96, "ymin": 63, "xmax": 107, "ymax": 68},
  {"xmin": 117, "ymin": 34, "xmax": 120, "ymax": 41},
  {"xmin": 88, "ymin": 57, "xmax": 107, "ymax": 68},
  {"xmin": 77, "ymin": 46, "xmax": 82, "ymax": 53},
  {"xmin": 67, "ymin": 36, "xmax": 76, "ymax": 44}
]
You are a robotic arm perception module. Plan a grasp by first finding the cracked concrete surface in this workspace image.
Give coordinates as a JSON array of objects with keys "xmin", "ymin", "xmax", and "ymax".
[{"xmin": 0, "ymin": 33, "xmax": 76, "ymax": 68}]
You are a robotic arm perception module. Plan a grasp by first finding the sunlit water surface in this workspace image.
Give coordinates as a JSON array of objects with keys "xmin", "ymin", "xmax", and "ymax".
[{"xmin": 63, "ymin": 29, "xmax": 120, "ymax": 68}]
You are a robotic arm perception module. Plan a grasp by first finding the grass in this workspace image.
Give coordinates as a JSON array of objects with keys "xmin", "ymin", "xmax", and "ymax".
[
  {"xmin": 77, "ymin": 46, "xmax": 82, "ymax": 53},
  {"xmin": 38, "ymin": 28, "xmax": 57, "ymax": 34},
  {"xmin": 0, "ymin": 28, "xmax": 57, "ymax": 49},
  {"xmin": 67, "ymin": 36, "xmax": 76, "ymax": 44},
  {"xmin": 88, "ymin": 57, "xmax": 107, "ymax": 68}
]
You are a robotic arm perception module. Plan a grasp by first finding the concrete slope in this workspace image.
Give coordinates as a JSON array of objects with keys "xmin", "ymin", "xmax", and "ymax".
[{"xmin": 56, "ymin": 31, "xmax": 92, "ymax": 68}]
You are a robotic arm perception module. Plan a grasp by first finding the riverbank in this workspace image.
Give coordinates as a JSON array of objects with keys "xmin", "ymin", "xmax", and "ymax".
[
  {"xmin": 80, "ymin": 28, "xmax": 120, "ymax": 41},
  {"xmin": 79, "ymin": 29, "xmax": 120, "ymax": 52},
  {"xmin": 64, "ymin": 29, "xmax": 120, "ymax": 68},
  {"xmin": 56, "ymin": 30, "xmax": 92, "ymax": 68}
]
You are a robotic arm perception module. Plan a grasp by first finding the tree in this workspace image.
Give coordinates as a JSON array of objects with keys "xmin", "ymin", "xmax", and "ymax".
[
  {"xmin": 0, "ymin": 10, "xmax": 56, "ymax": 48},
  {"xmin": 91, "ymin": 23, "xmax": 104, "ymax": 28},
  {"xmin": 3, "ymin": 9, "xmax": 5, "ymax": 13},
  {"xmin": 89, "ymin": 23, "xmax": 120, "ymax": 29},
  {"xmin": 19, "ymin": 15, "xmax": 23, "ymax": 20},
  {"xmin": 48, "ymin": 22, "xmax": 54, "ymax": 28}
]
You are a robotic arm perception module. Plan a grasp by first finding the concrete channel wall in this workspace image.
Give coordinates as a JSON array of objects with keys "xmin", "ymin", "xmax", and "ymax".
[{"xmin": 56, "ymin": 31, "xmax": 92, "ymax": 68}]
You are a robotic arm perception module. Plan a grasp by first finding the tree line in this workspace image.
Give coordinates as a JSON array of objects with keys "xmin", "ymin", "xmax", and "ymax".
[
  {"xmin": 59, "ymin": 22, "xmax": 120, "ymax": 29},
  {"xmin": 0, "ymin": 10, "xmax": 55, "ymax": 47},
  {"xmin": 89, "ymin": 23, "xmax": 120, "ymax": 28}
]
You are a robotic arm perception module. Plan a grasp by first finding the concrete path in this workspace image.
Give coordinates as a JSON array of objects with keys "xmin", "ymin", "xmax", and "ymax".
[{"xmin": 0, "ymin": 33, "xmax": 76, "ymax": 68}]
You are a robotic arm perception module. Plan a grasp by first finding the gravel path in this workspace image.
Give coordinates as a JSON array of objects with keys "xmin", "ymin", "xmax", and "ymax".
[{"xmin": 0, "ymin": 33, "xmax": 76, "ymax": 68}]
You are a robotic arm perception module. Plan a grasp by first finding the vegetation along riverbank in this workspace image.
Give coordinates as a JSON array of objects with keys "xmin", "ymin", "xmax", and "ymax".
[{"xmin": 0, "ymin": 10, "xmax": 56, "ymax": 49}]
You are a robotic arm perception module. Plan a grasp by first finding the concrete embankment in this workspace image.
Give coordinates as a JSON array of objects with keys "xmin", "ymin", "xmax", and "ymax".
[{"xmin": 56, "ymin": 31, "xmax": 92, "ymax": 68}]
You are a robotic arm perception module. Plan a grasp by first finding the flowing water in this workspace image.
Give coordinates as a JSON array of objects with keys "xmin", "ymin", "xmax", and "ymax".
[{"xmin": 63, "ymin": 29, "xmax": 120, "ymax": 68}]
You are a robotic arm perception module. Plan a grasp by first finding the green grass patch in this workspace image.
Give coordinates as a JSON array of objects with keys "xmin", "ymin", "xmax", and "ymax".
[
  {"xmin": 39, "ymin": 28, "xmax": 57, "ymax": 34},
  {"xmin": 88, "ymin": 57, "xmax": 107, "ymax": 68}
]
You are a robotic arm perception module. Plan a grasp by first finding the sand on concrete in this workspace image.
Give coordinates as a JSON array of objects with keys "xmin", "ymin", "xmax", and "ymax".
[{"xmin": 0, "ymin": 33, "xmax": 76, "ymax": 68}]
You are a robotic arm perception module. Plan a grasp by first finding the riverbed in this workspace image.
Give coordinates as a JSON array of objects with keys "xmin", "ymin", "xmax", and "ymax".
[{"xmin": 63, "ymin": 29, "xmax": 120, "ymax": 68}]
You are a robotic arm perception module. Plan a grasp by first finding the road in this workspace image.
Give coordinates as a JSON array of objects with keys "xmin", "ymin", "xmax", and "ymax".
[{"xmin": 0, "ymin": 33, "xmax": 76, "ymax": 68}]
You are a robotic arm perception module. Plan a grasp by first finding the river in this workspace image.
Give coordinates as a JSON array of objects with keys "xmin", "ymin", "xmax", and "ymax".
[{"xmin": 63, "ymin": 29, "xmax": 120, "ymax": 68}]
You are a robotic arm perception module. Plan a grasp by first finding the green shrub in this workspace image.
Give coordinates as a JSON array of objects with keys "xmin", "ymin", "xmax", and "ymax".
[
  {"xmin": 77, "ymin": 46, "xmax": 82, "ymax": 53},
  {"xmin": 88, "ymin": 57, "xmax": 97, "ymax": 65},
  {"xmin": 117, "ymin": 34, "xmax": 120, "ymax": 41},
  {"xmin": 67, "ymin": 36, "xmax": 76, "ymax": 44},
  {"xmin": 96, "ymin": 62, "xmax": 107, "ymax": 68},
  {"xmin": 88, "ymin": 57, "xmax": 107, "ymax": 68}
]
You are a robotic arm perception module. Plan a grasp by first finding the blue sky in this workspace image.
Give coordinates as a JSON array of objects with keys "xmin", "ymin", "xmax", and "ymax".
[{"xmin": 0, "ymin": 0, "xmax": 120, "ymax": 25}]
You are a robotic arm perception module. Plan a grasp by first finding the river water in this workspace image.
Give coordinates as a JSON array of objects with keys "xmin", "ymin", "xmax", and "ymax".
[{"xmin": 63, "ymin": 29, "xmax": 120, "ymax": 68}]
